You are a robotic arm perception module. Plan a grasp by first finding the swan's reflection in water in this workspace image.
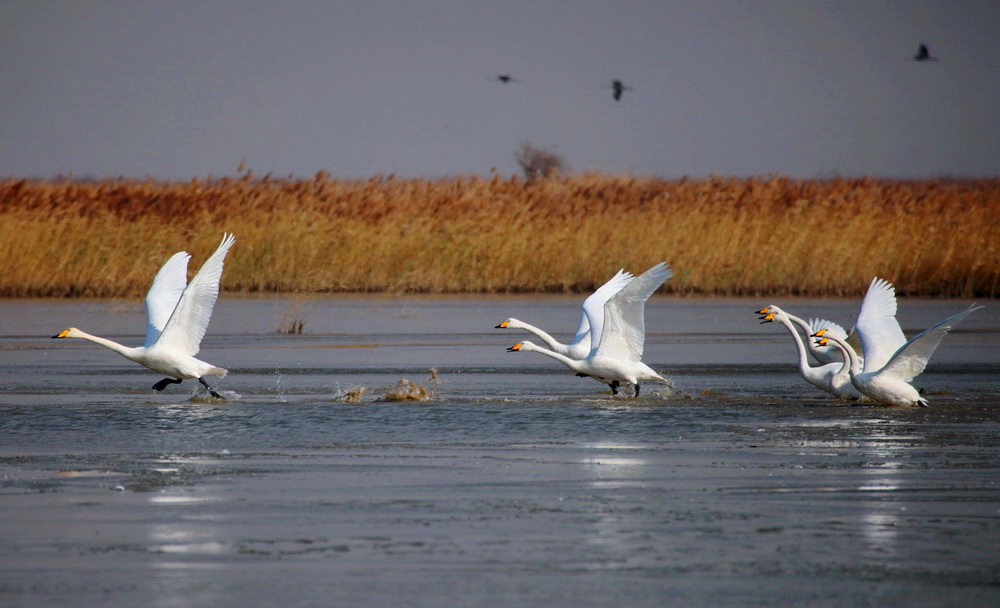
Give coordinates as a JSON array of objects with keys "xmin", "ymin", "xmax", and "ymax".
[
  {"xmin": 787, "ymin": 417, "xmax": 914, "ymax": 559},
  {"xmin": 578, "ymin": 442, "xmax": 654, "ymax": 569},
  {"xmin": 140, "ymin": 455, "xmax": 230, "ymax": 608}
]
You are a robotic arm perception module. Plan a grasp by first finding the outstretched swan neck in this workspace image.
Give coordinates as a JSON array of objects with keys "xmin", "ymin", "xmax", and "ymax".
[
  {"xmin": 499, "ymin": 318, "xmax": 583, "ymax": 356},
  {"xmin": 53, "ymin": 327, "xmax": 141, "ymax": 361},
  {"xmin": 508, "ymin": 341, "xmax": 583, "ymax": 371},
  {"xmin": 774, "ymin": 314, "xmax": 811, "ymax": 374}
]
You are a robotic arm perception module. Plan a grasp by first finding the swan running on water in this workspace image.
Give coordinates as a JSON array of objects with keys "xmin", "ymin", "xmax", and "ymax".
[
  {"xmin": 496, "ymin": 268, "xmax": 634, "ymax": 360},
  {"xmin": 508, "ymin": 262, "xmax": 673, "ymax": 397},
  {"xmin": 52, "ymin": 233, "xmax": 236, "ymax": 398}
]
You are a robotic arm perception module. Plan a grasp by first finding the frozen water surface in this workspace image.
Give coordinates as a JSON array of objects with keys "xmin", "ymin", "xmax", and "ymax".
[{"xmin": 1, "ymin": 296, "xmax": 998, "ymax": 607}]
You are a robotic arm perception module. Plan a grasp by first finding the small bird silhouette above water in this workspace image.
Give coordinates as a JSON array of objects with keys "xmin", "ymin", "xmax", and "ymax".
[
  {"xmin": 611, "ymin": 79, "xmax": 632, "ymax": 101},
  {"xmin": 912, "ymin": 44, "xmax": 938, "ymax": 62},
  {"xmin": 497, "ymin": 74, "xmax": 519, "ymax": 84}
]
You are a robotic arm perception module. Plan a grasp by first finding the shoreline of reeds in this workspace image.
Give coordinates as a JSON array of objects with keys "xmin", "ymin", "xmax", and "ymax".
[{"xmin": 1, "ymin": 172, "xmax": 997, "ymax": 298}]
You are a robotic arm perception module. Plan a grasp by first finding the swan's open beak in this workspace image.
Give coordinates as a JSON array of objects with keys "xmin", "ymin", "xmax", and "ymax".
[
  {"xmin": 495, "ymin": 321, "xmax": 509, "ymax": 328},
  {"xmin": 506, "ymin": 342, "xmax": 523, "ymax": 352},
  {"xmin": 52, "ymin": 329, "xmax": 69, "ymax": 339},
  {"xmin": 758, "ymin": 312, "xmax": 775, "ymax": 324}
]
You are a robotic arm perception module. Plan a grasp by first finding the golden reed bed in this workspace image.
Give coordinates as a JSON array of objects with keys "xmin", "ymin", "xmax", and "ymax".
[{"xmin": 1, "ymin": 173, "xmax": 997, "ymax": 298}]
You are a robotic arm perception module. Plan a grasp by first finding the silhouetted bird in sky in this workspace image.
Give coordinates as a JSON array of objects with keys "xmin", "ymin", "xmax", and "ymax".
[
  {"xmin": 611, "ymin": 80, "xmax": 632, "ymax": 101},
  {"xmin": 497, "ymin": 74, "xmax": 519, "ymax": 84},
  {"xmin": 913, "ymin": 44, "xmax": 938, "ymax": 62}
]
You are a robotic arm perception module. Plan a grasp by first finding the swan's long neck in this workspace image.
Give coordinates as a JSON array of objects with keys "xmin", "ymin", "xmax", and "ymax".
[
  {"xmin": 785, "ymin": 313, "xmax": 812, "ymax": 341},
  {"xmin": 511, "ymin": 320, "xmax": 570, "ymax": 353},
  {"xmin": 825, "ymin": 334, "xmax": 862, "ymax": 378},
  {"xmin": 776, "ymin": 315, "xmax": 811, "ymax": 373},
  {"xmin": 74, "ymin": 330, "xmax": 142, "ymax": 361},
  {"xmin": 522, "ymin": 343, "xmax": 584, "ymax": 372}
]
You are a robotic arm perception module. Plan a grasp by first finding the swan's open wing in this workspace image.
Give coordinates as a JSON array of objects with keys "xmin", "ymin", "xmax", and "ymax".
[
  {"xmin": 155, "ymin": 233, "xmax": 236, "ymax": 355},
  {"xmin": 144, "ymin": 251, "xmax": 191, "ymax": 348},
  {"xmin": 855, "ymin": 277, "xmax": 907, "ymax": 373},
  {"xmin": 573, "ymin": 268, "xmax": 634, "ymax": 345},
  {"xmin": 594, "ymin": 262, "xmax": 671, "ymax": 361},
  {"xmin": 880, "ymin": 305, "xmax": 983, "ymax": 382}
]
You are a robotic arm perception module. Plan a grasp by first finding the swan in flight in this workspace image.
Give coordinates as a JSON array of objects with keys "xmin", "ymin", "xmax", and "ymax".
[
  {"xmin": 496, "ymin": 268, "xmax": 634, "ymax": 360},
  {"xmin": 812, "ymin": 278, "xmax": 982, "ymax": 406},
  {"xmin": 756, "ymin": 305, "xmax": 852, "ymax": 366},
  {"xmin": 52, "ymin": 233, "xmax": 236, "ymax": 398},
  {"xmin": 507, "ymin": 262, "xmax": 673, "ymax": 397},
  {"xmin": 758, "ymin": 306, "xmax": 862, "ymax": 400}
]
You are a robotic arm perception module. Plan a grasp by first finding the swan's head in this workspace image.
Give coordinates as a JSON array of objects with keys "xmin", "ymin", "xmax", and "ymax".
[
  {"xmin": 810, "ymin": 328, "xmax": 830, "ymax": 346},
  {"xmin": 495, "ymin": 318, "xmax": 520, "ymax": 329},
  {"xmin": 757, "ymin": 305, "xmax": 785, "ymax": 324},
  {"xmin": 506, "ymin": 341, "xmax": 537, "ymax": 352},
  {"xmin": 51, "ymin": 327, "xmax": 81, "ymax": 339}
]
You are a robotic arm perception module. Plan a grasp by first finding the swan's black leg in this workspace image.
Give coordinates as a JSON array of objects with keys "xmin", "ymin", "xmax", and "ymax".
[
  {"xmin": 199, "ymin": 377, "xmax": 224, "ymax": 399},
  {"xmin": 633, "ymin": 383, "xmax": 641, "ymax": 398},
  {"xmin": 609, "ymin": 381, "xmax": 620, "ymax": 395},
  {"xmin": 152, "ymin": 377, "xmax": 183, "ymax": 391}
]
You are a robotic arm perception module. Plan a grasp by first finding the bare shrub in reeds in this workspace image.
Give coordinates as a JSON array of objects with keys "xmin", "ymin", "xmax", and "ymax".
[
  {"xmin": 0, "ymin": 173, "xmax": 997, "ymax": 298},
  {"xmin": 514, "ymin": 142, "xmax": 566, "ymax": 180}
]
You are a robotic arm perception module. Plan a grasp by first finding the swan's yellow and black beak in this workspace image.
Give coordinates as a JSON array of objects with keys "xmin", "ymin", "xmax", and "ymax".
[
  {"xmin": 755, "ymin": 306, "xmax": 771, "ymax": 315},
  {"xmin": 758, "ymin": 312, "xmax": 776, "ymax": 324},
  {"xmin": 52, "ymin": 329, "xmax": 70, "ymax": 339},
  {"xmin": 506, "ymin": 342, "xmax": 523, "ymax": 352},
  {"xmin": 816, "ymin": 337, "xmax": 829, "ymax": 347},
  {"xmin": 810, "ymin": 329, "xmax": 827, "ymax": 338},
  {"xmin": 495, "ymin": 321, "xmax": 509, "ymax": 329}
]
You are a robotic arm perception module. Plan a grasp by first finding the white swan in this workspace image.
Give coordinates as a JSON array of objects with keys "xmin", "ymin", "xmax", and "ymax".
[
  {"xmin": 52, "ymin": 233, "xmax": 236, "ymax": 398},
  {"xmin": 756, "ymin": 305, "xmax": 853, "ymax": 365},
  {"xmin": 812, "ymin": 279, "xmax": 982, "ymax": 406},
  {"xmin": 758, "ymin": 305, "xmax": 862, "ymax": 400},
  {"xmin": 496, "ymin": 268, "xmax": 634, "ymax": 359},
  {"xmin": 507, "ymin": 262, "xmax": 673, "ymax": 397}
]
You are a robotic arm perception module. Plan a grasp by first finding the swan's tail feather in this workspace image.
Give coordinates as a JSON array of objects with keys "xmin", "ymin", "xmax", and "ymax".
[{"xmin": 209, "ymin": 367, "xmax": 228, "ymax": 378}]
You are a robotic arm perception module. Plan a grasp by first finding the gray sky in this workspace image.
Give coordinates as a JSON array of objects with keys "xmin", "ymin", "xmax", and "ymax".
[{"xmin": 2, "ymin": 1, "xmax": 998, "ymax": 180}]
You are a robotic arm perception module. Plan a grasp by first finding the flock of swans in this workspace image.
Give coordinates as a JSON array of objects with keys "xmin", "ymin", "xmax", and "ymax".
[
  {"xmin": 51, "ymin": 234, "xmax": 982, "ymax": 407},
  {"xmin": 758, "ymin": 278, "xmax": 982, "ymax": 406}
]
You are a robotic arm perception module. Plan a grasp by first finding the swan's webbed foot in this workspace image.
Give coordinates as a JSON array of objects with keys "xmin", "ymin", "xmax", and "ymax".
[
  {"xmin": 200, "ymin": 377, "xmax": 224, "ymax": 399},
  {"xmin": 153, "ymin": 377, "xmax": 183, "ymax": 391},
  {"xmin": 609, "ymin": 380, "xmax": 620, "ymax": 395}
]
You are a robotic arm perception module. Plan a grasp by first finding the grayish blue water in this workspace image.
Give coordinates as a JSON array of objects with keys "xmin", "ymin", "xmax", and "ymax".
[{"xmin": 1, "ymin": 296, "xmax": 998, "ymax": 607}]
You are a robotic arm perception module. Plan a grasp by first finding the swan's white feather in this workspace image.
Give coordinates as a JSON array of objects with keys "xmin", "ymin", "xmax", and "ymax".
[
  {"xmin": 855, "ymin": 277, "xmax": 907, "ymax": 373},
  {"xmin": 593, "ymin": 262, "xmax": 672, "ymax": 361},
  {"xmin": 879, "ymin": 305, "xmax": 983, "ymax": 383},
  {"xmin": 575, "ymin": 268, "xmax": 635, "ymax": 346},
  {"xmin": 155, "ymin": 233, "xmax": 236, "ymax": 356}
]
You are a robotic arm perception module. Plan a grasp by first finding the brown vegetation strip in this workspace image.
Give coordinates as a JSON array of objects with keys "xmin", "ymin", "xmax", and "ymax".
[{"xmin": 1, "ymin": 173, "xmax": 997, "ymax": 298}]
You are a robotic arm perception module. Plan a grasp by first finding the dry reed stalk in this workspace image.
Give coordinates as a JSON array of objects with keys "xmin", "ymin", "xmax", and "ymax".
[{"xmin": 0, "ymin": 174, "xmax": 997, "ymax": 297}]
